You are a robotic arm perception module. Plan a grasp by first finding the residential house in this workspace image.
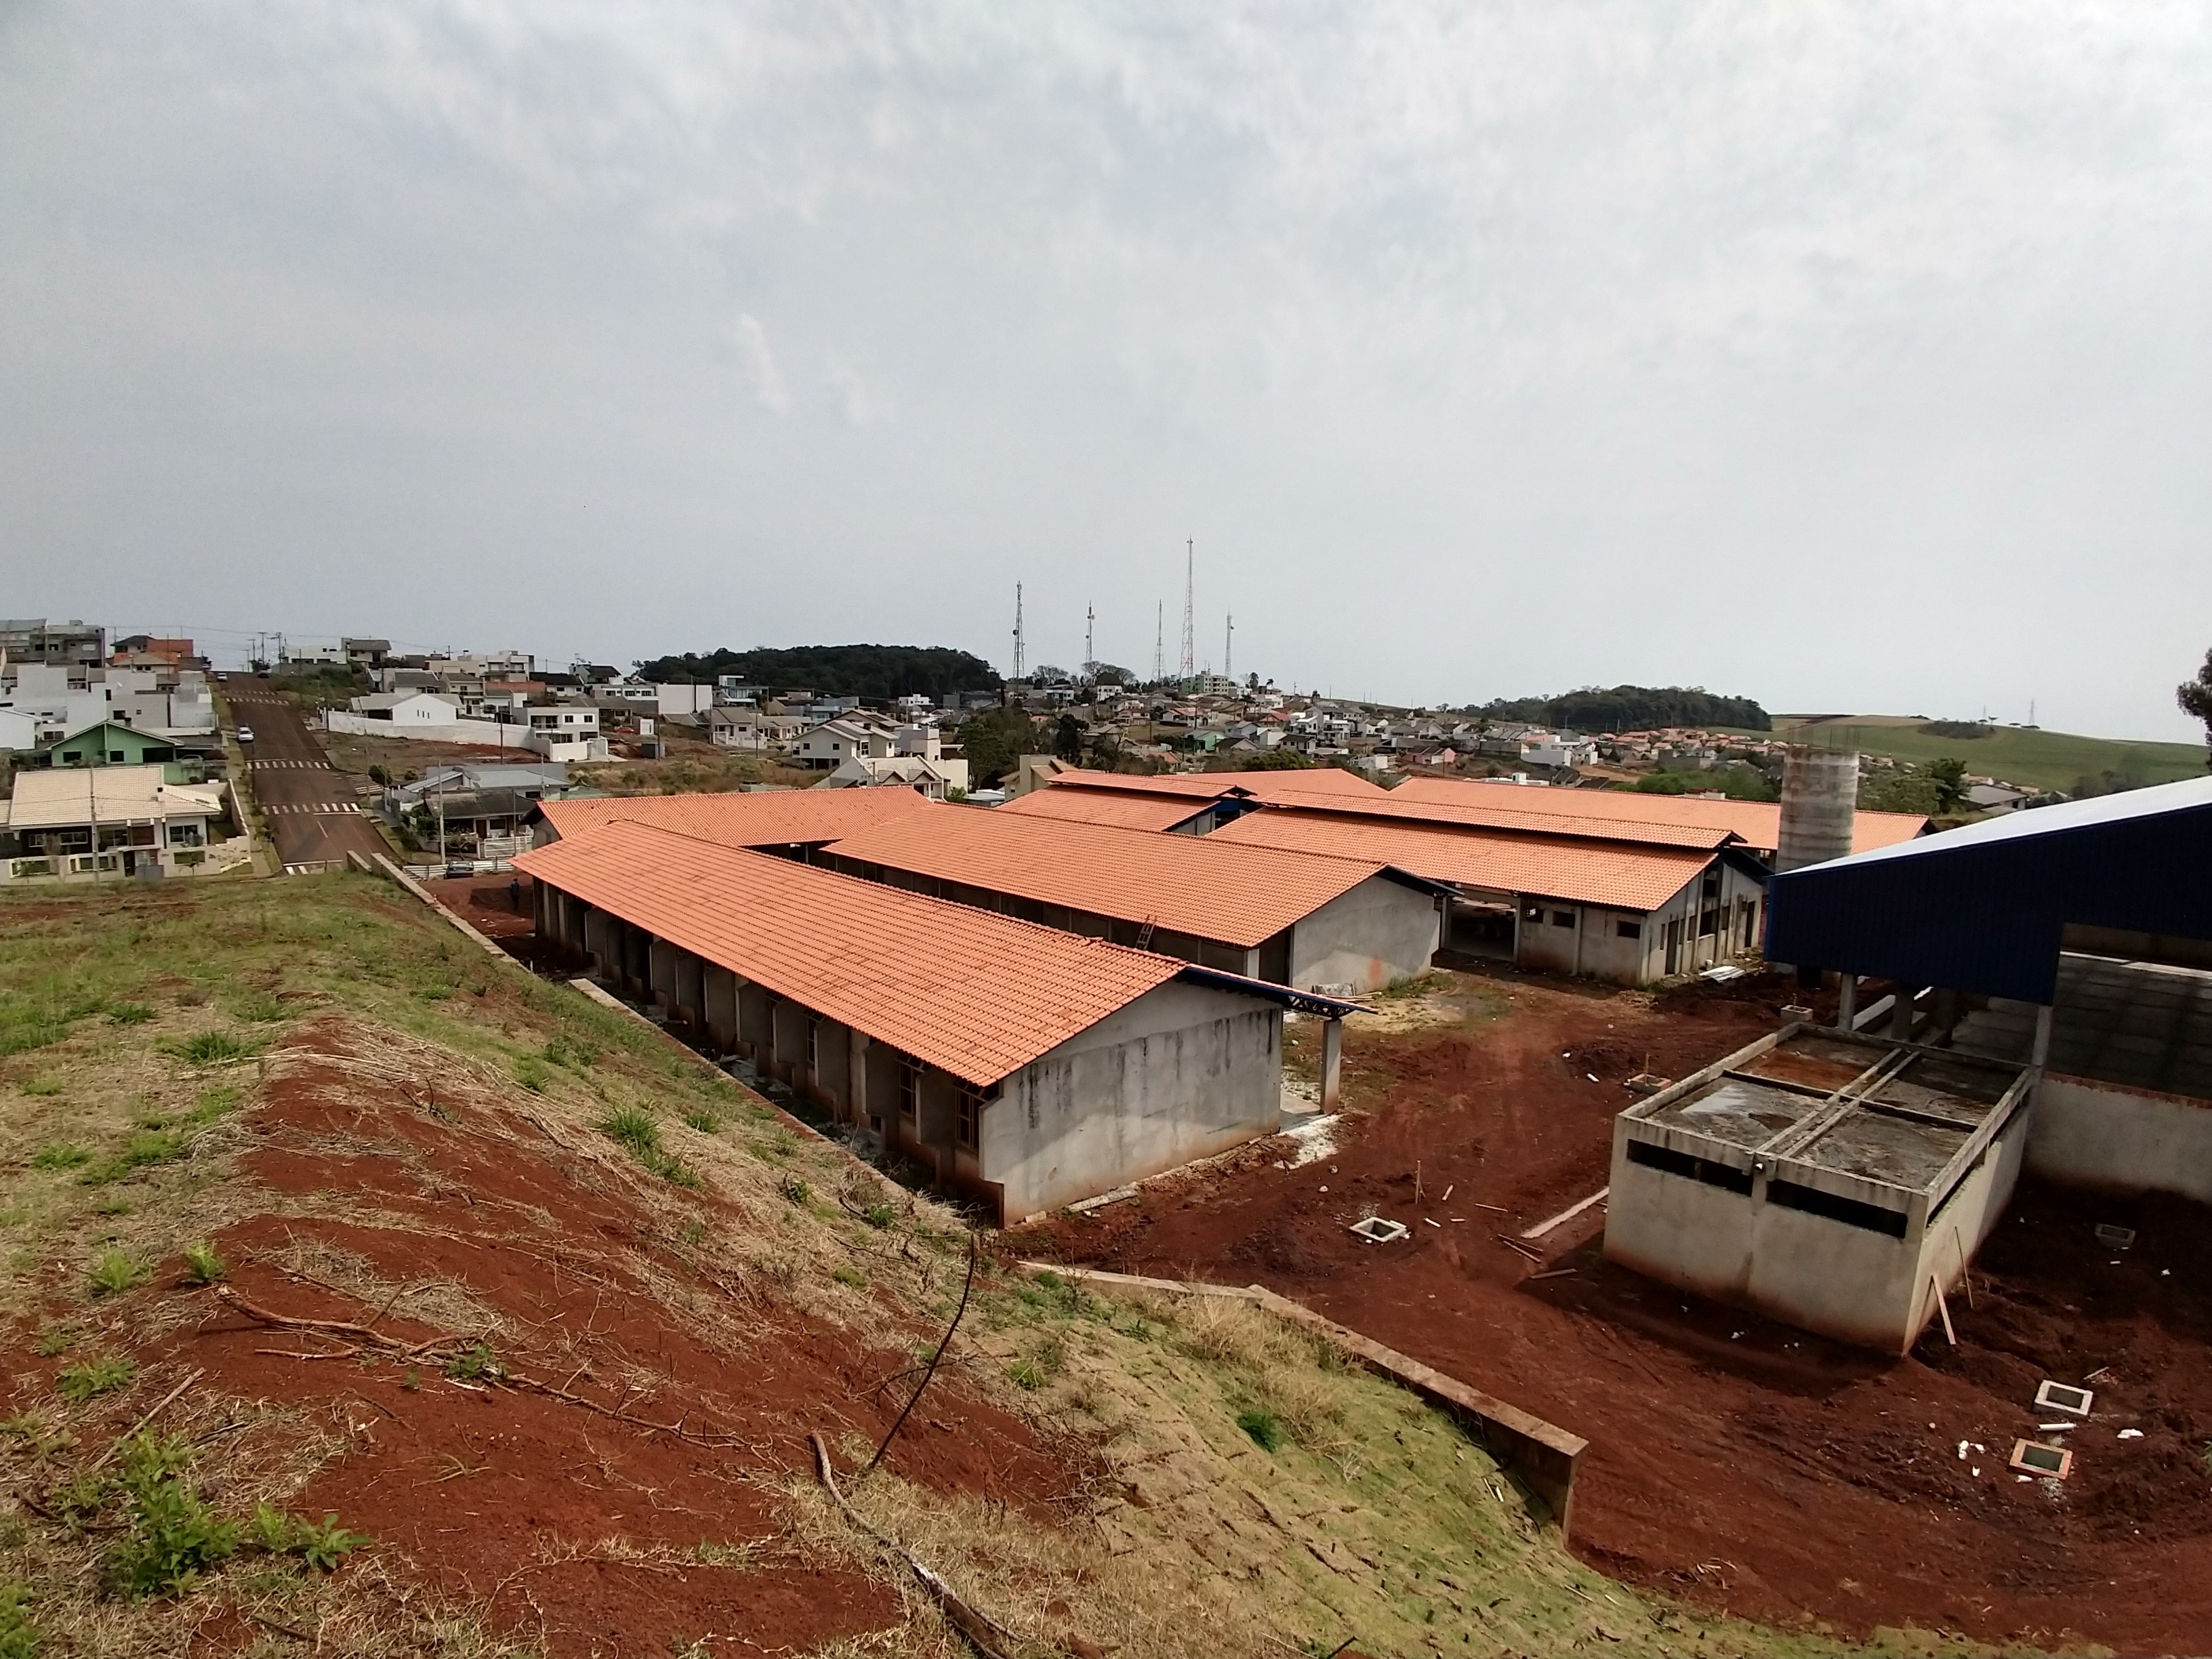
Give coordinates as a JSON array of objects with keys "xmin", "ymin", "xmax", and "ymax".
[
  {"xmin": 349, "ymin": 690, "xmax": 466, "ymax": 726},
  {"xmin": 1, "ymin": 765, "xmax": 234, "ymax": 884},
  {"xmin": 813, "ymin": 754, "xmax": 968, "ymax": 799},
  {"xmin": 343, "ymin": 638, "xmax": 392, "ymax": 670},
  {"xmin": 796, "ymin": 717, "xmax": 897, "ymax": 769},
  {"xmin": 30, "ymin": 721, "xmax": 184, "ymax": 772},
  {"xmin": 0, "ymin": 619, "xmax": 104, "ymax": 669}
]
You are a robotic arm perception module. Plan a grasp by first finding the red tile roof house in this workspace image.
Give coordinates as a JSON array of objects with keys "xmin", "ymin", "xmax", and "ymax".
[{"xmin": 514, "ymin": 821, "xmax": 1355, "ymax": 1223}]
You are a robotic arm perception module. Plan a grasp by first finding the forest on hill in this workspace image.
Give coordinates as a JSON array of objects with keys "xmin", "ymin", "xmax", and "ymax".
[
  {"xmin": 1470, "ymin": 684, "xmax": 1770, "ymax": 733},
  {"xmin": 634, "ymin": 643, "xmax": 1001, "ymax": 699}
]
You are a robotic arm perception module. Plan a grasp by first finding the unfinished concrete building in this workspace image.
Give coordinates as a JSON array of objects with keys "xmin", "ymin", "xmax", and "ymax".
[
  {"xmin": 1767, "ymin": 775, "xmax": 2212, "ymax": 1210},
  {"xmin": 515, "ymin": 821, "xmax": 1352, "ymax": 1223},
  {"xmin": 1605, "ymin": 776, "xmax": 2212, "ymax": 1351},
  {"xmin": 1605, "ymin": 1026, "xmax": 2035, "ymax": 1352},
  {"xmin": 819, "ymin": 804, "xmax": 1447, "ymax": 993}
]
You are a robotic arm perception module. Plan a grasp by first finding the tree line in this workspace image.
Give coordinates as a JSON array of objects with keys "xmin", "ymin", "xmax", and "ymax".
[
  {"xmin": 1469, "ymin": 685, "xmax": 1770, "ymax": 733},
  {"xmin": 633, "ymin": 644, "xmax": 1001, "ymax": 699}
]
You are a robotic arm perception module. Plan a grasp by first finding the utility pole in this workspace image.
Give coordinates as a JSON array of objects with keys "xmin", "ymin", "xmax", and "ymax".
[
  {"xmin": 1224, "ymin": 615, "xmax": 1233, "ymax": 682},
  {"xmin": 1012, "ymin": 583, "xmax": 1025, "ymax": 681},
  {"xmin": 1178, "ymin": 539, "xmax": 1195, "ymax": 681}
]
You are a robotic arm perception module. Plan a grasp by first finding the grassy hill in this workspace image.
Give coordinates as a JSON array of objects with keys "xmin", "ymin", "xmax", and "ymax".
[
  {"xmin": 0, "ymin": 875, "xmax": 1885, "ymax": 1658},
  {"xmin": 1764, "ymin": 716, "xmax": 2205, "ymax": 796}
]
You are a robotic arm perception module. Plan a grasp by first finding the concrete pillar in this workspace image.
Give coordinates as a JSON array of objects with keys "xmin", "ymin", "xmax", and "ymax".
[
  {"xmin": 1890, "ymin": 987, "xmax": 1915, "ymax": 1042},
  {"xmin": 675, "ymin": 950, "xmax": 704, "ymax": 1029},
  {"xmin": 737, "ymin": 981, "xmax": 772, "ymax": 1059},
  {"xmin": 703, "ymin": 966, "xmax": 738, "ymax": 1050},
  {"xmin": 1320, "ymin": 1017, "xmax": 1345, "ymax": 1112},
  {"xmin": 2032, "ymin": 1002, "xmax": 2055, "ymax": 1068},
  {"xmin": 648, "ymin": 938, "xmax": 678, "ymax": 1011},
  {"xmin": 1837, "ymin": 974, "xmax": 1857, "ymax": 1031},
  {"xmin": 849, "ymin": 1029, "xmax": 873, "ymax": 1126}
]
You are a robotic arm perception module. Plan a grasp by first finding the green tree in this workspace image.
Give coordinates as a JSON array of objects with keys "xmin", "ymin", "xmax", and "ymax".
[
  {"xmin": 950, "ymin": 706, "xmax": 1041, "ymax": 787},
  {"xmin": 1053, "ymin": 714, "xmax": 1084, "ymax": 762},
  {"xmin": 2177, "ymin": 649, "xmax": 2212, "ymax": 766},
  {"xmin": 1928, "ymin": 756, "xmax": 1969, "ymax": 813}
]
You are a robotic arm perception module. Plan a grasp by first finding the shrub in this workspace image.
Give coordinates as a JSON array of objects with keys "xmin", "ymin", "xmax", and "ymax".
[
  {"xmin": 1236, "ymin": 1408, "xmax": 1284, "ymax": 1452},
  {"xmin": 252, "ymin": 1504, "xmax": 369, "ymax": 1572},
  {"xmin": 104, "ymin": 1433, "xmax": 240, "ymax": 1599},
  {"xmin": 56, "ymin": 1355, "xmax": 135, "ymax": 1404},
  {"xmin": 180, "ymin": 1243, "xmax": 226, "ymax": 1286},
  {"xmin": 445, "ymin": 1344, "xmax": 503, "ymax": 1384},
  {"xmin": 87, "ymin": 1251, "xmax": 148, "ymax": 1298}
]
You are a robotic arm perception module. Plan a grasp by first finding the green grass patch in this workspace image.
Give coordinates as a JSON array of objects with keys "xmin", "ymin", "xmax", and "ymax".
[
  {"xmin": 1236, "ymin": 1407, "xmax": 1285, "ymax": 1452},
  {"xmin": 680, "ymin": 1105, "xmax": 722, "ymax": 1134},
  {"xmin": 18, "ymin": 1079, "xmax": 62, "ymax": 1099},
  {"xmin": 165, "ymin": 1031, "xmax": 248, "ymax": 1067},
  {"xmin": 106, "ymin": 1002, "xmax": 155, "ymax": 1026},
  {"xmin": 87, "ymin": 1250, "xmax": 147, "ymax": 1298},
  {"xmin": 30, "ymin": 1145, "xmax": 90, "ymax": 1171},
  {"xmin": 0, "ymin": 1580, "xmax": 39, "ymax": 1658},
  {"xmin": 1756, "ymin": 716, "xmax": 2204, "ymax": 796},
  {"xmin": 104, "ymin": 1432, "xmax": 240, "ymax": 1599},
  {"xmin": 599, "ymin": 1108, "xmax": 661, "ymax": 1156},
  {"xmin": 512, "ymin": 1055, "xmax": 550, "ymax": 1093},
  {"xmin": 832, "ymin": 1265, "xmax": 866, "ymax": 1289},
  {"xmin": 56, "ymin": 1355, "xmax": 134, "ymax": 1403}
]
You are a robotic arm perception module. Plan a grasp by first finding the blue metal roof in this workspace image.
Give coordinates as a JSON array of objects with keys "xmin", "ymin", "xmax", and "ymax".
[{"xmin": 1765, "ymin": 775, "xmax": 2212, "ymax": 1003}]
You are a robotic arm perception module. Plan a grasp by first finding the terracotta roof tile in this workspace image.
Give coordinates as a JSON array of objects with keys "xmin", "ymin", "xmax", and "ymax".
[
  {"xmin": 1254, "ymin": 787, "xmax": 1736, "ymax": 851},
  {"xmin": 1209, "ymin": 811, "xmax": 1711, "ymax": 912},
  {"xmin": 1043, "ymin": 766, "xmax": 1387, "ymax": 802},
  {"xmin": 994, "ymin": 790, "xmax": 1215, "ymax": 832},
  {"xmin": 537, "ymin": 787, "xmax": 934, "ymax": 850},
  {"xmin": 1383, "ymin": 775, "xmax": 1926, "ymax": 853},
  {"xmin": 826, "ymin": 803, "xmax": 1391, "ymax": 948},
  {"xmin": 514, "ymin": 821, "xmax": 1182, "ymax": 1086}
]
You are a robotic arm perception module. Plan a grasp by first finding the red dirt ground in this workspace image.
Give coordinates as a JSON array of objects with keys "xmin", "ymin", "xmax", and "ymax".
[
  {"xmin": 1016, "ymin": 966, "xmax": 2212, "ymax": 1655},
  {"xmin": 7, "ymin": 1019, "xmax": 1092, "ymax": 1658}
]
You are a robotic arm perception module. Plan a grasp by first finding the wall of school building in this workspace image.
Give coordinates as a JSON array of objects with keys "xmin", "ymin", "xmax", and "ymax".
[
  {"xmin": 1448, "ymin": 858, "xmax": 1764, "ymax": 986},
  {"xmin": 533, "ymin": 881, "xmax": 1285, "ymax": 1222},
  {"xmin": 1286, "ymin": 878, "xmax": 1441, "ymax": 992}
]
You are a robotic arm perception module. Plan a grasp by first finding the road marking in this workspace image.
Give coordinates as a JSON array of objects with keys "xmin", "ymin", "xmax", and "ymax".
[{"xmin": 266, "ymin": 803, "xmax": 363, "ymax": 815}]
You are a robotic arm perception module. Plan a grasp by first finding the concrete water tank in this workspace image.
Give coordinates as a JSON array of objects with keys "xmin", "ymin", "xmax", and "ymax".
[{"xmin": 1776, "ymin": 745, "xmax": 1858, "ymax": 873}]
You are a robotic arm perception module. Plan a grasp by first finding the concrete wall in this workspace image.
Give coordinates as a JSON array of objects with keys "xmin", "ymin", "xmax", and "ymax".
[
  {"xmin": 1288, "ymin": 876, "xmax": 1440, "ymax": 993},
  {"xmin": 1603, "ymin": 1111, "xmax": 2030, "ymax": 1354},
  {"xmin": 2027, "ymin": 1073, "xmax": 2212, "ymax": 1206},
  {"xmin": 984, "ymin": 980, "xmax": 1282, "ymax": 1223}
]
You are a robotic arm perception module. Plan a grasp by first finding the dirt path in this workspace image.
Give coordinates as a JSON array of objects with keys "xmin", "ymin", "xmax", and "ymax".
[{"xmin": 1016, "ymin": 966, "xmax": 2212, "ymax": 1654}]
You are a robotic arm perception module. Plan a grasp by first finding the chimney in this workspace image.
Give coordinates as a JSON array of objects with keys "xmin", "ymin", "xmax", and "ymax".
[{"xmin": 1776, "ymin": 744, "xmax": 1858, "ymax": 873}]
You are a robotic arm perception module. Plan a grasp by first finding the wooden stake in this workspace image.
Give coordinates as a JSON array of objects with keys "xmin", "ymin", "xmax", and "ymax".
[{"xmin": 1929, "ymin": 1273, "xmax": 1957, "ymax": 1346}]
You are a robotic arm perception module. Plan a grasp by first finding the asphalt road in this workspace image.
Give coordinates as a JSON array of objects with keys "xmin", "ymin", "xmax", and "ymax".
[{"xmin": 220, "ymin": 681, "xmax": 394, "ymax": 872}]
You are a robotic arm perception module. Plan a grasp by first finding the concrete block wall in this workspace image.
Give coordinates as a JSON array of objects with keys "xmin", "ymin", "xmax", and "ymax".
[{"xmin": 1289, "ymin": 876, "xmax": 1440, "ymax": 992}]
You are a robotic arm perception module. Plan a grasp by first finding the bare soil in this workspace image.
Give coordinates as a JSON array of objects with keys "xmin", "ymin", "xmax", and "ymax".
[
  {"xmin": 4, "ymin": 1020, "xmax": 1088, "ymax": 1657},
  {"xmin": 1015, "ymin": 965, "xmax": 2212, "ymax": 1655}
]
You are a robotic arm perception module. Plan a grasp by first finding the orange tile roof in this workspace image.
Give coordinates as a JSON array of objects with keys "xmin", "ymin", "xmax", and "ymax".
[
  {"xmin": 514, "ymin": 821, "xmax": 1183, "ymax": 1086},
  {"xmin": 995, "ymin": 789, "xmax": 1216, "ymax": 832},
  {"xmin": 1384, "ymin": 775, "xmax": 1927, "ymax": 853},
  {"xmin": 537, "ymin": 787, "xmax": 935, "ymax": 851},
  {"xmin": 1210, "ymin": 810, "xmax": 1713, "ymax": 912},
  {"xmin": 825, "ymin": 802, "xmax": 1396, "ymax": 948},
  {"xmin": 1043, "ymin": 766, "xmax": 1388, "ymax": 803},
  {"xmin": 1253, "ymin": 787, "xmax": 1737, "ymax": 851}
]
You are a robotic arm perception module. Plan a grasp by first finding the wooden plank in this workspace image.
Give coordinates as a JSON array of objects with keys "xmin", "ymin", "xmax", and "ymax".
[{"xmin": 1519, "ymin": 1187, "xmax": 1608, "ymax": 1240}]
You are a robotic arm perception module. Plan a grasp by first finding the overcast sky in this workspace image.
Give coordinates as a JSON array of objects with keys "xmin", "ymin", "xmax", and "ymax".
[{"xmin": 4, "ymin": 2, "xmax": 2209, "ymax": 739}]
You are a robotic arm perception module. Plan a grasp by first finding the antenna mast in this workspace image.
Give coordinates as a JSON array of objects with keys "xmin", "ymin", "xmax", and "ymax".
[
  {"xmin": 1012, "ymin": 583, "xmax": 1025, "ymax": 681},
  {"xmin": 1224, "ymin": 614, "xmax": 1233, "ymax": 682},
  {"xmin": 1152, "ymin": 602, "xmax": 1164, "ymax": 685},
  {"xmin": 1178, "ymin": 539, "xmax": 1195, "ymax": 680},
  {"xmin": 1084, "ymin": 603, "xmax": 1095, "ymax": 680}
]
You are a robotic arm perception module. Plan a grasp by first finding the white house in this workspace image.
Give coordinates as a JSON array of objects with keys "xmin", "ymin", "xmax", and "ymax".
[
  {"xmin": 1, "ymin": 765, "xmax": 237, "ymax": 883},
  {"xmin": 350, "ymin": 690, "xmax": 466, "ymax": 726},
  {"xmin": 796, "ymin": 718, "xmax": 897, "ymax": 769},
  {"xmin": 815, "ymin": 754, "xmax": 970, "ymax": 799}
]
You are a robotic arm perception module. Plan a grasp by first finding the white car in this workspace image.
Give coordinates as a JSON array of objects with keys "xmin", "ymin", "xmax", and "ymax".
[{"xmin": 236, "ymin": 725, "xmax": 255, "ymax": 743}]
